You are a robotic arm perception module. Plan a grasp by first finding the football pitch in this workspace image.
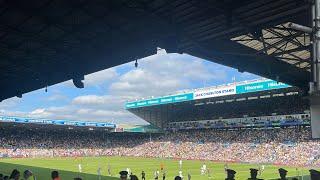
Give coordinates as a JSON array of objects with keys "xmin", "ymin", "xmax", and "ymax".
[{"xmin": 0, "ymin": 156, "xmax": 312, "ymax": 179}]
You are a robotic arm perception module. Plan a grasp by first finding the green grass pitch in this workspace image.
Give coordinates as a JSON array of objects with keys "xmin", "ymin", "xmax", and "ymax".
[{"xmin": 0, "ymin": 156, "xmax": 312, "ymax": 179}]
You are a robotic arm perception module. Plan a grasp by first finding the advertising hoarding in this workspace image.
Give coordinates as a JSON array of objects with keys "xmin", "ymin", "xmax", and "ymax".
[
  {"xmin": 126, "ymin": 93, "xmax": 194, "ymax": 109},
  {"xmin": 236, "ymin": 80, "xmax": 290, "ymax": 94},
  {"xmin": 193, "ymin": 85, "xmax": 236, "ymax": 100}
]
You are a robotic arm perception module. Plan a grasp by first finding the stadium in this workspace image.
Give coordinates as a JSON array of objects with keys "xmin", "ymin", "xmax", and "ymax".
[
  {"xmin": 0, "ymin": 78, "xmax": 316, "ymax": 179},
  {"xmin": 1, "ymin": 0, "xmax": 320, "ymax": 180}
]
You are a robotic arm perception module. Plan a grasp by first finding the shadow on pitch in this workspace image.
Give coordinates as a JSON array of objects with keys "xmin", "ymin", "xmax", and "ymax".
[{"xmin": 0, "ymin": 161, "xmax": 118, "ymax": 180}]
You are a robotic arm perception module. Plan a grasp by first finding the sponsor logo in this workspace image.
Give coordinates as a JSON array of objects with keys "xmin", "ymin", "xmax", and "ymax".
[
  {"xmin": 137, "ymin": 101, "xmax": 147, "ymax": 106},
  {"xmin": 244, "ymin": 85, "xmax": 263, "ymax": 91},
  {"xmin": 161, "ymin": 98, "xmax": 173, "ymax": 103},
  {"xmin": 126, "ymin": 103, "xmax": 136, "ymax": 108},
  {"xmin": 174, "ymin": 95, "xmax": 188, "ymax": 101},
  {"xmin": 194, "ymin": 87, "xmax": 236, "ymax": 99},
  {"xmin": 148, "ymin": 100, "xmax": 159, "ymax": 104}
]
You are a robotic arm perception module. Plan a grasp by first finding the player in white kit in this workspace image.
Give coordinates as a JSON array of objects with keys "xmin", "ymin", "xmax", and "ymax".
[
  {"xmin": 78, "ymin": 164, "xmax": 82, "ymax": 173},
  {"xmin": 179, "ymin": 170, "xmax": 183, "ymax": 179},
  {"xmin": 97, "ymin": 166, "xmax": 101, "ymax": 180},
  {"xmin": 200, "ymin": 163, "xmax": 207, "ymax": 175}
]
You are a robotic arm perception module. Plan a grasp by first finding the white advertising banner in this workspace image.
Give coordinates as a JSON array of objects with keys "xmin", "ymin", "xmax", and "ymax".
[{"xmin": 193, "ymin": 85, "xmax": 236, "ymax": 100}]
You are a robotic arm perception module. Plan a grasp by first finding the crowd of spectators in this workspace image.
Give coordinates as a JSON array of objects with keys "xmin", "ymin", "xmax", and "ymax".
[
  {"xmin": 171, "ymin": 93, "xmax": 308, "ymax": 122},
  {"xmin": 0, "ymin": 169, "xmax": 83, "ymax": 180},
  {"xmin": 0, "ymin": 125, "xmax": 319, "ymax": 167},
  {"xmin": 167, "ymin": 114, "xmax": 310, "ymax": 130},
  {"xmin": 0, "ymin": 169, "xmax": 176, "ymax": 180}
]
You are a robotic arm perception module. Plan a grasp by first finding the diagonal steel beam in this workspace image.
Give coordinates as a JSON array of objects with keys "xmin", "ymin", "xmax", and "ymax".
[
  {"xmin": 260, "ymin": 30, "xmax": 268, "ymax": 54},
  {"xmin": 248, "ymin": 34, "xmax": 308, "ymax": 63},
  {"xmin": 265, "ymin": 28, "xmax": 304, "ymax": 48},
  {"xmin": 272, "ymin": 45, "xmax": 310, "ymax": 56},
  {"xmin": 233, "ymin": 36, "xmax": 282, "ymax": 42},
  {"xmin": 281, "ymin": 24, "xmax": 305, "ymax": 47},
  {"xmin": 269, "ymin": 40, "xmax": 289, "ymax": 56}
]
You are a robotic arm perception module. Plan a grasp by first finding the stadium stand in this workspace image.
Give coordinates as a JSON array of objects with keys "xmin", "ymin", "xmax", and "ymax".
[
  {"xmin": 167, "ymin": 114, "xmax": 310, "ymax": 130},
  {"xmin": 0, "ymin": 120, "xmax": 317, "ymax": 167},
  {"xmin": 1, "ymin": 0, "xmax": 320, "ymax": 179},
  {"xmin": 0, "ymin": 79, "xmax": 317, "ymax": 179},
  {"xmin": 127, "ymin": 79, "xmax": 310, "ymax": 131}
]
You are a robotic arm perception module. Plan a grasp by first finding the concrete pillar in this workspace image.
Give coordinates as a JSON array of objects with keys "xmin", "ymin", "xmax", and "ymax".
[{"xmin": 311, "ymin": 96, "xmax": 320, "ymax": 138}]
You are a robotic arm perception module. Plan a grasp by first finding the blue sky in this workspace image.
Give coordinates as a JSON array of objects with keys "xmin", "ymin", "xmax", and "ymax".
[{"xmin": 0, "ymin": 49, "xmax": 259, "ymax": 124}]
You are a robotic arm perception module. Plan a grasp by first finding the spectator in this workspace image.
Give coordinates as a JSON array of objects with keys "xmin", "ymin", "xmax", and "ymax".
[
  {"xmin": 248, "ymin": 168, "xmax": 261, "ymax": 180},
  {"xmin": 0, "ymin": 122, "xmax": 318, "ymax": 167},
  {"xmin": 119, "ymin": 171, "xmax": 128, "ymax": 180},
  {"xmin": 51, "ymin": 171, "xmax": 60, "ymax": 180},
  {"xmin": 226, "ymin": 169, "xmax": 236, "ymax": 180},
  {"xmin": 130, "ymin": 175, "xmax": 139, "ymax": 180},
  {"xmin": 278, "ymin": 168, "xmax": 287, "ymax": 180},
  {"xmin": 9, "ymin": 169, "xmax": 20, "ymax": 180},
  {"xmin": 23, "ymin": 170, "xmax": 34, "ymax": 180}
]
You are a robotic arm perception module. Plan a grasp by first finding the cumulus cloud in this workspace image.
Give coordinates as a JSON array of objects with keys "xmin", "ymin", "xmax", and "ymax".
[
  {"xmin": 110, "ymin": 68, "xmax": 187, "ymax": 97},
  {"xmin": 0, "ymin": 52, "xmax": 233, "ymax": 125},
  {"xmin": 61, "ymin": 52, "xmax": 230, "ymax": 124},
  {"xmin": 0, "ymin": 97, "xmax": 22, "ymax": 109},
  {"xmin": 47, "ymin": 94, "xmax": 67, "ymax": 101},
  {"xmin": 73, "ymin": 95, "xmax": 109, "ymax": 105},
  {"xmin": 0, "ymin": 109, "xmax": 28, "ymax": 117},
  {"xmin": 58, "ymin": 68, "xmax": 119, "ymax": 88},
  {"xmin": 84, "ymin": 68, "xmax": 118, "ymax": 86},
  {"xmin": 30, "ymin": 108, "xmax": 52, "ymax": 117},
  {"xmin": 72, "ymin": 95, "xmax": 128, "ymax": 110},
  {"xmin": 110, "ymin": 53, "xmax": 228, "ymax": 99}
]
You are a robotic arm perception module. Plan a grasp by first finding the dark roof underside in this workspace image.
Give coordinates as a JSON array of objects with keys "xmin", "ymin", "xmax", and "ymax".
[{"xmin": 0, "ymin": 0, "xmax": 311, "ymax": 101}]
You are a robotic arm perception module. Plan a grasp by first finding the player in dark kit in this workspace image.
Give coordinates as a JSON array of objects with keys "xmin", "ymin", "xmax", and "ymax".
[{"xmin": 141, "ymin": 171, "xmax": 146, "ymax": 180}]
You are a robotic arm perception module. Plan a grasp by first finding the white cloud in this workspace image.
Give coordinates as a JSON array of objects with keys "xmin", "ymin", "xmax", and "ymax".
[
  {"xmin": 73, "ymin": 95, "xmax": 107, "ymax": 105},
  {"xmin": 0, "ymin": 109, "xmax": 28, "ymax": 117},
  {"xmin": 62, "ymin": 53, "xmax": 229, "ymax": 124},
  {"xmin": 109, "ymin": 53, "xmax": 228, "ymax": 98},
  {"xmin": 72, "ymin": 95, "xmax": 131, "ymax": 110},
  {"xmin": 0, "ymin": 97, "xmax": 22, "ymax": 109},
  {"xmin": 30, "ymin": 108, "xmax": 52, "ymax": 117},
  {"xmin": 58, "ymin": 68, "xmax": 119, "ymax": 88},
  {"xmin": 47, "ymin": 94, "xmax": 67, "ymax": 101},
  {"xmin": 84, "ymin": 68, "xmax": 118, "ymax": 86},
  {"xmin": 0, "ymin": 52, "xmax": 231, "ymax": 125}
]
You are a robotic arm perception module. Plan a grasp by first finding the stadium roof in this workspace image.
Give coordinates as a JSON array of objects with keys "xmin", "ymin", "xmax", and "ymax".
[
  {"xmin": 0, "ymin": 0, "xmax": 310, "ymax": 101},
  {"xmin": 231, "ymin": 22, "xmax": 310, "ymax": 70}
]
